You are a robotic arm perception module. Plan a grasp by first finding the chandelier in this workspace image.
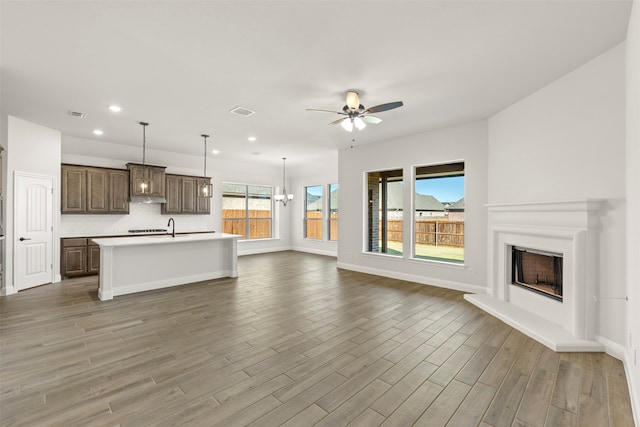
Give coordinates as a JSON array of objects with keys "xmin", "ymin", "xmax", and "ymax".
[{"xmin": 274, "ymin": 157, "xmax": 293, "ymax": 206}]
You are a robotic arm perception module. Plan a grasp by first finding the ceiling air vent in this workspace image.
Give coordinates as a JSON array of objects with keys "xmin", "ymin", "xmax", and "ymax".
[
  {"xmin": 67, "ymin": 110, "xmax": 86, "ymax": 118},
  {"xmin": 229, "ymin": 106, "xmax": 255, "ymax": 117}
]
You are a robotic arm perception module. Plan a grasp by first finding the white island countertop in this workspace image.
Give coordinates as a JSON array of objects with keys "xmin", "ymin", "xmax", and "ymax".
[
  {"xmin": 92, "ymin": 232, "xmax": 240, "ymax": 300},
  {"xmin": 92, "ymin": 232, "xmax": 239, "ymax": 247}
]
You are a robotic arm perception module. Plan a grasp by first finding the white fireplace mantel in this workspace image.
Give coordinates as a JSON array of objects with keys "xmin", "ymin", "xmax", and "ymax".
[{"xmin": 465, "ymin": 199, "xmax": 605, "ymax": 352}]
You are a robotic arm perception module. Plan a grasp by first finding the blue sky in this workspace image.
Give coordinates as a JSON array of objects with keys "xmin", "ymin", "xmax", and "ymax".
[
  {"xmin": 306, "ymin": 178, "xmax": 463, "ymax": 203},
  {"xmin": 416, "ymin": 176, "xmax": 464, "ymax": 203},
  {"xmin": 306, "ymin": 185, "xmax": 323, "ymax": 197}
]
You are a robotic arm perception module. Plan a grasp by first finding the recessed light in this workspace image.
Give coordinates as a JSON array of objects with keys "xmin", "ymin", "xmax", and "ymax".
[
  {"xmin": 211, "ymin": 149, "xmax": 220, "ymax": 155},
  {"xmin": 108, "ymin": 105, "xmax": 122, "ymax": 112},
  {"xmin": 248, "ymin": 136, "xmax": 256, "ymax": 142},
  {"xmin": 93, "ymin": 129, "xmax": 104, "ymax": 136}
]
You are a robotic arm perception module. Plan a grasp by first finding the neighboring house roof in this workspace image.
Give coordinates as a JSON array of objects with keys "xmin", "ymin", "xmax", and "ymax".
[
  {"xmin": 416, "ymin": 194, "xmax": 446, "ymax": 211},
  {"xmin": 305, "ymin": 188, "xmax": 339, "ymax": 211},
  {"xmin": 386, "ymin": 182, "xmax": 445, "ymax": 211},
  {"xmin": 306, "ymin": 195, "xmax": 321, "ymax": 211},
  {"xmin": 447, "ymin": 197, "xmax": 465, "ymax": 211}
]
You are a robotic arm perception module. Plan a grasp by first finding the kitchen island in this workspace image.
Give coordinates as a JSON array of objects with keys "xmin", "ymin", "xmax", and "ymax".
[{"xmin": 92, "ymin": 233, "xmax": 239, "ymax": 300}]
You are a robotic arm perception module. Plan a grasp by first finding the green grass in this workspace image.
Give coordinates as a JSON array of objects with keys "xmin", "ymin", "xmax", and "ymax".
[{"xmin": 381, "ymin": 241, "xmax": 464, "ymax": 263}]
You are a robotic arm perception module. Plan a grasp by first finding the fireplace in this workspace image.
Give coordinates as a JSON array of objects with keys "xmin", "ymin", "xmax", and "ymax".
[
  {"xmin": 511, "ymin": 246, "xmax": 563, "ymax": 302},
  {"xmin": 464, "ymin": 200, "xmax": 604, "ymax": 352}
]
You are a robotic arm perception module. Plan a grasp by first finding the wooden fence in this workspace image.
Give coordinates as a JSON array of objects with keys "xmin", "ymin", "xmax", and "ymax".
[
  {"xmin": 222, "ymin": 209, "xmax": 271, "ymax": 239},
  {"xmin": 387, "ymin": 219, "xmax": 464, "ymax": 247},
  {"xmin": 222, "ymin": 210, "xmax": 338, "ymax": 240},
  {"xmin": 305, "ymin": 212, "xmax": 337, "ymax": 240}
]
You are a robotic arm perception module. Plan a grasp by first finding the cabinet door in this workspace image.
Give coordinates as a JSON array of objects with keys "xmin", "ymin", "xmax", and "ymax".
[
  {"xmin": 62, "ymin": 246, "xmax": 87, "ymax": 277},
  {"xmin": 196, "ymin": 178, "xmax": 211, "ymax": 214},
  {"xmin": 109, "ymin": 170, "xmax": 130, "ymax": 213},
  {"xmin": 61, "ymin": 165, "xmax": 86, "ymax": 213},
  {"xmin": 86, "ymin": 168, "xmax": 109, "ymax": 213},
  {"xmin": 181, "ymin": 177, "xmax": 197, "ymax": 213},
  {"xmin": 150, "ymin": 167, "xmax": 166, "ymax": 198},
  {"xmin": 162, "ymin": 175, "xmax": 182, "ymax": 214},
  {"xmin": 128, "ymin": 164, "xmax": 148, "ymax": 197},
  {"xmin": 87, "ymin": 244, "xmax": 100, "ymax": 274},
  {"xmin": 128, "ymin": 164, "xmax": 166, "ymax": 198}
]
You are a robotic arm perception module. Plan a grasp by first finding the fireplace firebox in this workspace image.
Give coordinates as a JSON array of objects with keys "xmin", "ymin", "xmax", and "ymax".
[{"xmin": 511, "ymin": 246, "xmax": 563, "ymax": 302}]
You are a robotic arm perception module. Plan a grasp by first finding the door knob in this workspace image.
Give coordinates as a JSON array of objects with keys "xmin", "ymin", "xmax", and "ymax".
[{"xmin": 19, "ymin": 237, "xmax": 31, "ymax": 241}]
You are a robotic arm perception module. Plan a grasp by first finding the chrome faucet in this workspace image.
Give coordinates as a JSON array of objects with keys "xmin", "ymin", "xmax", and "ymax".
[{"xmin": 167, "ymin": 218, "xmax": 175, "ymax": 237}]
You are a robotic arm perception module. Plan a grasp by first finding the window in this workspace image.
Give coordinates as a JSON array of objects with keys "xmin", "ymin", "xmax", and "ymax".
[
  {"xmin": 304, "ymin": 185, "xmax": 323, "ymax": 239},
  {"xmin": 328, "ymin": 183, "xmax": 338, "ymax": 241},
  {"xmin": 222, "ymin": 183, "xmax": 272, "ymax": 239},
  {"xmin": 414, "ymin": 162, "xmax": 464, "ymax": 263},
  {"xmin": 367, "ymin": 169, "xmax": 403, "ymax": 255}
]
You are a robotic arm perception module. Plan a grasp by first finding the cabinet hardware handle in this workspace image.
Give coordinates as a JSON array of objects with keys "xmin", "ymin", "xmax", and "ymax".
[{"xmin": 19, "ymin": 237, "xmax": 32, "ymax": 241}]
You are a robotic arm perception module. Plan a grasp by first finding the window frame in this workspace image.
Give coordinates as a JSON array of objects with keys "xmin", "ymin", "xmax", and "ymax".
[
  {"xmin": 365, "ymin": 168, "xmax": 404, "ymax": 256},
  {"xmin": 412, "ymin": 161, "xmax": 465, "ymax": 264},
  {"xmin": 221, "ymin": 182, "xmax": 274, "ymax": 240},
  {"xmin": 328, "ymin": 183, "xmax": 338, "ymax": 241},
  {"xmin": 304, "ymin": 184, "xmax": 323, "ymax": 240}
]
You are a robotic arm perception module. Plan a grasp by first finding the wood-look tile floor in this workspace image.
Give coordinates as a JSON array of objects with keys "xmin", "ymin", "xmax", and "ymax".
[{"xmin": 0, "ymin": 251, "xmax": 634, "ymax": 426}]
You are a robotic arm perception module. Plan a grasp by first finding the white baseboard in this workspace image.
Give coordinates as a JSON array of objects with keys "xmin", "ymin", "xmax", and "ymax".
[
  {"xmin": 336, "ymin": 261, "xmax": 486, "ymax": 294},
  {"xmin": 1, "ymin": 284, "xmax": 16, "ymax": 296},
  {"xmin": 623, "ymin": 350, "xmax": 640, "ymax": 427},
  {"xmin": 238, "ymin": 246, "xmax": 292, "ymax": 256},
  {"xmin": 290, "ymin": 246, "xmax": 338, "ymax": 258},
  {"xmin": 596, "ymin": 335, "xmax": 627, "ymax": 361}
]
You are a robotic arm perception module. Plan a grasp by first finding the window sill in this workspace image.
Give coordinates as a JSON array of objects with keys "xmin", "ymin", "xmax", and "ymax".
[
  {"xmin": 409, "ymin": 256, "xmax": 466, "ymax": 269},
  {"xmin": 362, "ymin": 251, "xmax": 404, "ymax": 260},
  {"xmin": 361, "ymin": 251, "xmax": 466, "ymax": 269}
]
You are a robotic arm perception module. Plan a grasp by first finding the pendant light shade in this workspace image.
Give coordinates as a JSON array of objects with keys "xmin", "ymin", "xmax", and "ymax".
[
  {"xmin": 198, "ymin": 134, "xmax": 213, "ymax": 198},
  {"xmin": 139, "ymin": 121, "xmax": 153, "ymax": 195},
  {"xmin": 274, "ymin": 157, "xmax": 294, "ymax": 206}
]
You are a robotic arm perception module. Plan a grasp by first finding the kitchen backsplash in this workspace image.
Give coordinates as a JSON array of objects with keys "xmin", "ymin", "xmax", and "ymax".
[{"xmin": 59, "ymin": 203, "xmax": 215, "ymax": 237}]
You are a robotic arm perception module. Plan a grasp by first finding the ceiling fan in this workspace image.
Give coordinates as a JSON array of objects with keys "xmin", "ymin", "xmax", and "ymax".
[{"xmin": 307, "ymin": 91, "xmax": 403, "ymax": 132}]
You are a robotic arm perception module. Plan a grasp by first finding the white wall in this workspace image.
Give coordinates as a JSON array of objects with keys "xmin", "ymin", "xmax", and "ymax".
[
  {"xmin": 289, "ymin": 153, "xmax": 339, "ymax": 257},
  {"xmin": 337, "ymin": 120, "xmax": 489, "ymax": 294},
  {"xmin": 61, "ymin": 136, "xmax": 291, "ymax": 256},
  {"xmin": 488, "ymin": 44, "xmax": 627, "ymax": 349},
  {"xmin": 3, "ymin": 116, "xmax": 62, "ymax": 294},
  {"xmin": 626, "ymin": 0, "xmax": 640, "ymax": 421}
]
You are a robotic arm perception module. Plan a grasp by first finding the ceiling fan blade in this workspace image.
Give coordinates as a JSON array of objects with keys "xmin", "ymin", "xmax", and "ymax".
[
  {"xmin": 329, "ymin": 117, "xmax": 348, "ymax": 125},
  {"xmin": 306, "ymin": 108, "xmax": 345, "ymax": 115},
  {"xmin": 362, "ymin": 115, "xmax": 382, "ymax": 124},
  {"xmin": 364, "ymin": 101, "xmax": 404, "ymax": 114}
]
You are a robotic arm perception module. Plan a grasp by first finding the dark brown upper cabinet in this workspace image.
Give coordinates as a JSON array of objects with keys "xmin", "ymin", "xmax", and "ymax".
[
  {"xmin": 161, "ymin": 174, "xmax": 211, "ymax": 215},
  {"xmin": 61, "ymin": 164, "xmax": 130, "ymax": 214},
  {"xmin": 126, "ymin": 163, "xmax": 166, "ymax": 203}
]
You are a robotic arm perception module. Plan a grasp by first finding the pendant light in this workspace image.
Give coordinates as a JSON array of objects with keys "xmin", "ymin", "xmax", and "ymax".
[
  {"xmin": 139, "ymin": 121, "xmax": 152, "ymax": 195},
  {"xmin": 198, "ymin": 134, "xmax": 213, "ymax": 198},
  {"xmin": 274, "ymin": 157, "xmax": 294, "ymax": 206}
]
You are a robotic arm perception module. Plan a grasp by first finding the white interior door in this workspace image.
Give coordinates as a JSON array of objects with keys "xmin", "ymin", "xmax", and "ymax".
[{"xmin": 15, "ymin": 173, "xmax": 54, "ymax": 291}]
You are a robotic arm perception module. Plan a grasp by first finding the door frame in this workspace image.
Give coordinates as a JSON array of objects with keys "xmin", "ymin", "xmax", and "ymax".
[{"xmin": 13, "ymin": 171, "xmax": 57, "ymax": 292}]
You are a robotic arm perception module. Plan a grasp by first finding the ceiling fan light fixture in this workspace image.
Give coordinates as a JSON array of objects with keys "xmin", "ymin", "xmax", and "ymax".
[
  {"xmin": 341, "ymin": 119, "xmax": 353, "ymax": 132},
  {"xmin": 353, "ymin": 117, "xmax": 366, "ymax": 131},
  {"xmin": 346, "ymin": 91, "xmax": 360, "ymax": 110}
]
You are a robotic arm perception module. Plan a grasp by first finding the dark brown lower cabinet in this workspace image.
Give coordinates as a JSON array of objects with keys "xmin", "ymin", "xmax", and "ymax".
[{"xmin": 61, "ymin": 238, "xmax": 99, "ymax": 278}]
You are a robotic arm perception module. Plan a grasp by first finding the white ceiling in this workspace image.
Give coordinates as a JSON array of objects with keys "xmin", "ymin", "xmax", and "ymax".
[{"xmin": 0, "ymin": 1, "xmax": 632, "ymax": 167}]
